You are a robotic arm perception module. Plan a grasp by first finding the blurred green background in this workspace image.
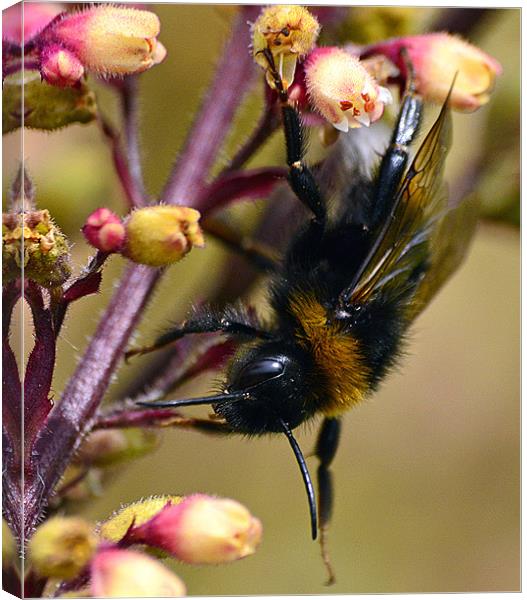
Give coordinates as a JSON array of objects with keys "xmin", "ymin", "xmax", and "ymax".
[{"xmin": 3, "ymin": 4, "xmax": 519, "ymax": 595}]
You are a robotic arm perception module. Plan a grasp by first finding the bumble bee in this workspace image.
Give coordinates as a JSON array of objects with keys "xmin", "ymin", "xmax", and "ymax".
[{"xmin": 130, "ymin": 51, "xmax": 477, "ymax": 582}]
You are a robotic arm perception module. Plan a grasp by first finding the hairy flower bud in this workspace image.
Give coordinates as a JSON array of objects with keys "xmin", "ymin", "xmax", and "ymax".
[
  {"xmin": 3, "ymin": 208, "xmax": 72, "ymax": 287},
  {"xmin": 40, "ymin": 44, "xmax": 85, "ymax": 88},
  {"xmin": 28, "ymin": 517, "xmax": 98, "ymax": 580},
  {"xmin": 366, "ymin": 33, "xmax": 502, "ymax": 111},
  {"xmin": 252, "ymin": 5, "xmax": 320, "ymax": 89},
  {"xmin": 130, "ymin": 494, "xmax": 262, "ymax": 565},
  {"xmin": 98, "ymin": 496, "xmax": 184, "ymax": 544},
  {"xmin": 45, "ymin": 6, "xmax": 167, "ymax": 77},
  {"xmin": 305, "ymin": 47, "xmax": 392, "ymax": 132},
  {"xmin": 75, "ymin": 428, "xmax": 159, "ymax": 468},
  {"xmin": 124, "ymin": 206, "xmax": 204, "ymax": 267},
  {"xmin": 82, "ymin": 208, "xmax": 125, "ymax": 253},
  {"xmin": 90, "ymin": 548, "xmax": 186, "ymax": 597}
]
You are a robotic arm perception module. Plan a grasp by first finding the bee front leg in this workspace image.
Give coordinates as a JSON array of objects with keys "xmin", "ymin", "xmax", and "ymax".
[{"xmin": 315, "ymin": 416, "xmax": 342, "ymax": 585}]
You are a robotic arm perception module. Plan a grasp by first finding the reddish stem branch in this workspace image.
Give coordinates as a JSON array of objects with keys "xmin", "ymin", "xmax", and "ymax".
[
  {"xmin": 98, "ymin": 113, "xmax": 143, "ymax": 210},
  {"xmin": 24, "ymin": 7, "xmax": 260, "ymax": 538}
]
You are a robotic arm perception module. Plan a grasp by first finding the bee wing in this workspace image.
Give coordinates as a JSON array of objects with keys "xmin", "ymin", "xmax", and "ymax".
[{"xmin": 340, "ymin": 93, "xmax": 475, "ymax": 316}]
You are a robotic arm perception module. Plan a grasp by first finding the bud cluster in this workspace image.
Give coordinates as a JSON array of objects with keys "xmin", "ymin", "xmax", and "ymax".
[
  {"xmin": 2, "ymin": 4, "xmax": 166, "ymax": 88},
  {"xmin": 82, "ymin": 205, "xmax": 205, "ymax": 267},
  {"xmin": 2, "ymin": 208, "xmax": 71, "ymax": 287},
  {"xmin": 25, "ymin": 494, "xmax": 262, "ymax": 594}
]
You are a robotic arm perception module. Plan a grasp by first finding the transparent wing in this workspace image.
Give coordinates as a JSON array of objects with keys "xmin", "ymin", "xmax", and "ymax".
[{"xmin": 339, "ymin": 93, "xmax": 475, "ymax": 317}]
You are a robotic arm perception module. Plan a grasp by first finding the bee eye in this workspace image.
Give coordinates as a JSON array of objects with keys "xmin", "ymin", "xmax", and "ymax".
[{"xmin": 235, "ymin": 359, "xmax": 284, "ymax": 389}]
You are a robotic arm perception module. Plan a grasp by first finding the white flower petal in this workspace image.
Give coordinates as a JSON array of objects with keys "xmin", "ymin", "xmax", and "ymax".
[{"xmin": 333, "ymin": 117, "xmax": 349, "ymax": 133}]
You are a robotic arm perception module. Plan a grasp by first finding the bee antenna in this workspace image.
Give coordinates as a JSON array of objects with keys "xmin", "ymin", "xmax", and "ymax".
[
  {"xmin": 279, "ymin": 418, "xmax": 318, "ymax": 541},
  {"xmin": 135, "ymin": 392, "xmax": 247, "ymax": 409}
]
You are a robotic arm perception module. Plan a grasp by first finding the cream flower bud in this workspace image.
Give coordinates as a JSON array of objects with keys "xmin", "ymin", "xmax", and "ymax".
[
  {"xmin": 98, "ymin": 496, "xmax": 184, "ymax": 544},
  {"xmin": 46, "ymin": 6, "xmax": 166, "ymax": 77},
  {"xmin": 124, "ymin": 206, "xmax": 204, "ymax": 267},
  {"xmin": 366, "ymin": 33, "xmax": 502, "ymax": 112},
  {"xmin": 252, "ymin": 5, "xmax": 320, "ymax": 89},
  {"xmin": 90, "ymin": 548, "xmax": 186, "ymax": 597},
  {"xmin": 131, "ymin": 494, "xmax": 262, "ymax": 565},
  {"xmin": 28, "ymin": 517, "xmax": 98, "ymax": 580},
  {"xmin": 305, "ymin": 47, "xmax": 392, "ymax": 132}
]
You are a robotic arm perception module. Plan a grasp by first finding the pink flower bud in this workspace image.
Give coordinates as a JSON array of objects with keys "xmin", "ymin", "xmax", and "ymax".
[
  {"xmin": 366, "ymin": 33, "xmax": 502, "ymax": 112},
  {"xmin": 82, "ymin": 208, "xmax": 125, "ymax": 253},
  {"xmin": 91, "ymin": 548, "xmax": 186, "ymax": 597},
  {"xmin": 40, "ymin": 44, "xmax": 84, "ymax": 87},
  {"xmin": 3, "ymin": 3, "xmax": 62, "ymax": 45},
  {"xmin": 44, "ymin": 6, "xmax": 166, "ymax": 77},
  {"xmin": 305, "ymin": 47, "xmax": 392, "ymax": 132},
  {"xmin": 130, "ymin": 494, "xmax": 262, "ymax": 564}
]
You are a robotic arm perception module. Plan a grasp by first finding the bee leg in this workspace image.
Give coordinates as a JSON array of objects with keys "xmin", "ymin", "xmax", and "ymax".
[
  {"xmin": 282, "ymin": 103, "xmax": 327, "ymax": 226},
  {"xmin": 372, "ymin": 51, "xmax": 423, "ymax": 225},
  {"xmin": 203, "ymin": 216, "xmax": 281, "ymax": 272},
  {"xmin": 315, "ymin": 417, "xmax": 342, "ymax": 585},
  {"xmin": 125, "ymin": 309, "xmax": 273, "ymax": 360},
  {"xmin": 260, "ymin": 48, "xmax": 326, "ymax": 226}
]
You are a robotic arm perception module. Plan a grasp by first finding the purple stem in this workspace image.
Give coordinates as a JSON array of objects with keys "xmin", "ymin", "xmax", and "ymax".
[
  {"xmin": 25, "ymin": 7, "xmax": 261, "ymax": 538},
  {"xmin": 98, "ymin": 113, "xmax": 143, "ymax": 210},
  {"xmin": 119, "ymin": 76, "xmax": 148, "ymax": 205},
  {"xmin": 161, "ymin": 6, "xmax": 261, "ymax": 205}
]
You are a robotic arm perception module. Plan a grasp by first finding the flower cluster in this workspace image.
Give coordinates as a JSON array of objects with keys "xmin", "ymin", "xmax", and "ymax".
[
  {"xmin": 251, "ymin": 5, "xmax": 502, "ymax": 135},
  {"xmin": 24, "ymin": 495, "xmax": 261, "ymax": 595},
  {"xmin": 82, "ymin": 205, "xmax": 205, "ymax": 267}
]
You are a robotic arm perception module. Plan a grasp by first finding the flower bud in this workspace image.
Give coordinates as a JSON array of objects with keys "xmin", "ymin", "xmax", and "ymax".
[
  {"xmin": 45, "ymin": 6, "xmax": 167, "ymax": 77},
  {"xmin": 124, "ymin": 206, "xmax": 204, "ymax": 267},
  {"xmin": 98, "ymin": 495, "xmax": 184, "ymax": 544},
  {"xmin": 82, "ymin": 208, "xmax": 125, "ymax": 253},
  {"xmin": 252, "ymin": 5, "xmax": 320, "ymax": 89},
  {"xmin": 131, "ymin": 494, "xmax": 262, "ymax": 565},
  {"xmin": 75, "ymin": 428, "xmax": 159, "ymax": 468},
  {"xmin": 40, "ymin": 44, "xmax": 85, "ymax": 88},
  {"xmin": 366, "ymin": 33, "xmax": 502, "ymax": 112},
  {"xmin": 90, "ymin": 548, "xmax": 186, "ymax": 597},
  {"xmin": 28, "ymin": 516, "xmax": 98, "ymax": 580},
  {"xmin": 305, "ymin": 47, "xmax": 392, "ymax": 132},
  {"xmin": 3, "ymin": 208, "xmax": 72, "ymax": 288}
]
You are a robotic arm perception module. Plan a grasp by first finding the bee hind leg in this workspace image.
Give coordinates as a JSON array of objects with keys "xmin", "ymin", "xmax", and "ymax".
[{"xmin": 315, "ymin": 417, "xmax": 342, "ymax": 585}]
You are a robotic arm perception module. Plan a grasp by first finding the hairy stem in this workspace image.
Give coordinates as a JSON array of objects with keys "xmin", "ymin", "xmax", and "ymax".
[
  {"xmin": 25, "ymin": 7, "xmax": 260, "ymax": 538},
  {"xmin": 120, "ymin": 76, "xmax": 147, "ymax": 205}
]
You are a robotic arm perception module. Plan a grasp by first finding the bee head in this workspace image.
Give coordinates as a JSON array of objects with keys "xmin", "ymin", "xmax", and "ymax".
[{"xmin": 215, "ymin": 341, "xmax": 317, "ymax": 434}]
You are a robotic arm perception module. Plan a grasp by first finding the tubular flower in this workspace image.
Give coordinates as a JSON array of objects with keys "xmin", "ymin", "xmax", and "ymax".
[
  {"xmin": 252, "ymin": 5, "xmax": 320, "ymax": 89},
  {"xmin": 90, "ymin": 548, "xmax": 186, "ymax": 597},
  {"xmin": 128, "ymin": 494, "xmax": 263, "ymax": 565},
  {"xmin": 305, "ymin": 47, "xmax": 392, "ymax": 132},
  {"xmin": 42, "ymin": 6, "xmax": 167, "ymax": 77},
  {"xmin": 124, "ymin": 206, "xmax": 204, "ymax": 267},
  {"xmin": 365, "ymin": 33, "xmax": 502, "ymax": 112}
]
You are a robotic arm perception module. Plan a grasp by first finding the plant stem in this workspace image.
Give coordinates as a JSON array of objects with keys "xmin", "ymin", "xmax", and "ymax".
[
  {"xmin": 24, "ymin": 7, "xmax": 260, "ymax": 538},
  {"xmin": 161, "ymin": 6, "xmax": 260, "ymax": 205},
  {"xmin": 120, "ymin": 76, "xmax": 148, "ymax": 205}
]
